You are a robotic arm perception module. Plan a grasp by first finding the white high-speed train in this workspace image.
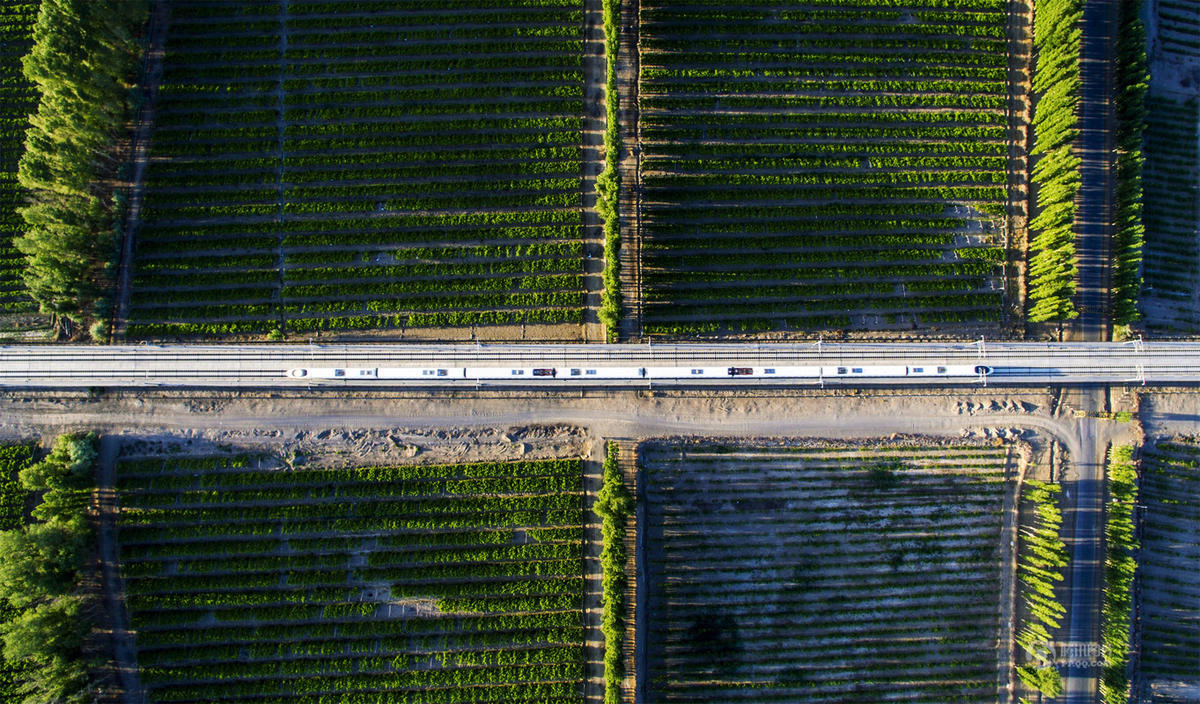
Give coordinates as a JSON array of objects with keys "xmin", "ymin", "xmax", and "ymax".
[{"xmin": 285, "ymin": 364, "xmax": 993, "ymax": 381}]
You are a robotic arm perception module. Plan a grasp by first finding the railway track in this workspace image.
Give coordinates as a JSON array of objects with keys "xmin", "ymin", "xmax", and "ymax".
[{"xmin": 0, "ymin": 341, "xmax": 1193, "ymax": 388}]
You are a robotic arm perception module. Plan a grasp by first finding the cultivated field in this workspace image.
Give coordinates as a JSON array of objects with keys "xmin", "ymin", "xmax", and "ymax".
[
  {"xmin": 116, "ymin": 450, "xmax": 589, "ymax": 703},
  {"xmin": 1142, "ymin": 95, "xmax": 1199, "ymax": 333},
  {"xmin": 1134, "ymin": 437, "xmax": 1200, "ymax": 701},
  {"xmin": 636, "ymin": 0, "xmax": 1014, "ymax": 337},
  {"xmin": 0, "ymin": 4, "xmax": 42, "ymax": 338},
  {"xmin": 1142, "ymin": 0, "xmax": 1200, "ymax": 334},
  {"xmin": 130, "ymin": 0, "xmax": 589, "ymax": 341},
  {"xmin": 639, "ymin": 439, "xmax": 1010, "ymax": 702},
  {"xmin": 0, "ymin": 443, "xmax": 34, "ymax": 698},
  {"xmin": 1154, "ymin": 0, "xmax": 1200, "ymax": 57}
]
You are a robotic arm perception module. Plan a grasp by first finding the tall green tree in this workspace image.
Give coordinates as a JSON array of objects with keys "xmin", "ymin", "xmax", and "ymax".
[{"xmin": 15, "ymin": 0, "xmax": 148, "ymax": 336}]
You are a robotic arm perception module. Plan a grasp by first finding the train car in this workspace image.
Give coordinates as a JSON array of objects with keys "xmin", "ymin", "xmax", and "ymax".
[
  {"xmin": 906, "ymin": 364, "xmax": 949, "ymax": 376},
  {"xmin": 376, "ymin": 367, "xmax": 465, "ymax": 379},
  {"xmin": 563, "ymin": 367, "xmax": 647, "ymax": 379},
  {"xmin": 284, "ymin": 363, "xmax": 993, "ymax": 382},
  {"xmin": 943, "ymin": 364, "xmax": 993, "ymax": 377},
  {"xmin": 756, "ymin": 365, "xmax": 822, "ymax": 379},
  {"xmin": 644, "ymin": 366, "xmax": 732, "ymax": 379},
  {"xmin": 462, "ymin": 367, "xmax": 563, "ymax": 380},
  {"xmin": 286, "ymin": 367, "xmax": 378, "ymax": 379},
  {"xmin": 821, "ymin": 365, "xmax": 909, "ymax": 378}
]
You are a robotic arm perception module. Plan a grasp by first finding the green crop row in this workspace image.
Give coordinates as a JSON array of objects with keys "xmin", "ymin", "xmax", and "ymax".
[
  {"xmin": 638, "ymin": 0, "xmax": 1010, "ymax": 336},
  {"xmin": 118, "ymin": 453, "xmax": 588, "ymax": 701},
  {"xmin": 131, "ymin": 1, "xmax": 588, "ymax": 340},
  {"xmin": 0, "ymin": 3, "xmax": 39, "ymax": 334}
]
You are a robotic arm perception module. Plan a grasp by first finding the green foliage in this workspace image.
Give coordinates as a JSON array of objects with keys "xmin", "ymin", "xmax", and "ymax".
[
  {"xmin": 19, "ymin": 432, "xmax": 96, "ymax": 525},
  {"xmin": 1026, "ymin": 0, "xmax": 1083, "ymax": 322},
  {"xmin": 1100, "ymin": 445, "xmax": 1138, "ymax": 704},
  {"xmin": 1110, "ymin": 0, "xmax": 1148, "ymax": 326},
  {"xmin": 130, "ymin": 4, "xmax": 588, "ymax": 340},
  {"xmin": 0, "ymin": 444, "xmax": 36, "ymax": 700},
  {"xmin": 0, "ymin": 523, "xmax": 88, "ymax": 610},
  {"xmin": 1016, "ymin": 479, "xmax": 1068, "ymax": 698},
  {"xmin": 0, "ymin": 434, "xmax": 97, "ymax": 704},
  {"xmin": 593, "ymin": 443, "xmax": 632, "ymax": 704},
  {"xmin": 0, "ymin": 5, "xmax": 43, "ymax": 331},
  {"xmin": 1017, "ymin": 663, "xmax": 1063, "ymax": 698},
  {"xmin": 117, "ymin": 454, "xmax": 588, "ymax": 700},
  {"xmin": 638, "ymin": 0, "xmax": 1011, "ymax": 335},
  {"xmin": 15, "ymin": 0, "xmax": 149, "ymax": 335},
  {"xmin": 19, "ymin": 434, "xmax": 95, "ymax": 493},
  {"xmin": 596, "ymin": 0, "xmax": 622, "ymax": 340}
]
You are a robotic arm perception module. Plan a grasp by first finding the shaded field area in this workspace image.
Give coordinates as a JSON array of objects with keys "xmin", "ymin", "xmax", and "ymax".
[
  {"xmin": 0, "ymin": 3, "xmax": 46, "ymax": 339},
  {"xmin": 116, "ymin": 450, "xmax": 589, "ymax": 703},
  {"xmin": 1142, "ymin": 0, "xmax": 1200, "ymax": 334},
  {"xmin": 130, "ymin": 0, "xmax": 588, "ymax": 340},
  {"xmin": 1141, "ymin": 95, "xmax": 1198, "ymax": 333},
  {"xmin": 636, "ymin": 0, "xmax": 1013, "ymax": 337},
  {"xmin": 1134, "ymin": 438, "xmax": 1200, "ymax": 701},
  {"xmin": 639, "ymin": 439, "xmax": 1008, "ymax": 703}
]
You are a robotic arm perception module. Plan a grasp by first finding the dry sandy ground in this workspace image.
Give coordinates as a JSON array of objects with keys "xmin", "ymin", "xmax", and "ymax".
[
  {"xmin": 0, "ymin": 387, "xmax": 1067, "ymax": 446},
  {"xmin": 0, "ymin": 384, "xmax": 1170, "ymax": 462}
]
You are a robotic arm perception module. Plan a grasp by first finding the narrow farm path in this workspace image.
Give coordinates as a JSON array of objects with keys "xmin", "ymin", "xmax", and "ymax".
[
  {"xmin": 1071, "ymin": 0, "xmax": 1118, "ymax": 341},
  {"xmin": 616, "ymin": 0, "xmax": 642, "ymax": 341},
  {"xmin": 997, "ymin": 442, "xmax": 1027, "ymax": 704},
  {"xmin": 1006, "ymin": 0, "xmax": 1033, "ymax": 323},
  {"xmin": 1059, "ymin": 388, "xmax": 1110, "ymax": 704},
  {"xmin": 96, "ymin": 435, "xmax": 145, "ymax": 704},
  {"xmin": 616, "ymin": 439, "xmax": 644, "ymax": 704},
  {"xmin": 274, "ymin": 0, "xmax": 289, "ymax": 335},
  {"xmin": 582, "ymin": 437, "xmax": 606, "ymax": 704},
  {"xmin": 111, "ymin": 0, "xmax": 170, "ymax": 342},
  {"xmin": 581, "ymin": 0, "xmax": 607, "ymax": 342}
]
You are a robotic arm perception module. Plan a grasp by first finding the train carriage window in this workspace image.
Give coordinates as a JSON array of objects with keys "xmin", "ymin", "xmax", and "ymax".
[
  {"xmin": 691, "ymin": 369, "xmax": 703, "ymax": 375},
  {"xmin": 912, "ymin": 367, "xmax": 923, "ymax": 373},
  {"xmin": 837, "ymin": 367, "xmax": 847, "ymax": 375},
  {"xmin": 570, "ymin": 369, "xmax": 581, "ymax": 376},
  {"xmin": 437, "ymin": 369, "xmax": 448, "ymax": 377},
  {"xmin": 937, "ymin": 366, "xmax": 947, "ymax": 374},
  {"xmin": 764, "ymin": 368, "xmax": 775, "ymax": 374},
  {"xmin": 334, "ymin": 369, "xmax": 345, "ymax": 377},
  {"xmin": 852, "ymin": 368, "xmax": 863, "ymax": 374},
  {"xmin": 587, "ymin": 369, "xmax": 597, "ymax": 375}
]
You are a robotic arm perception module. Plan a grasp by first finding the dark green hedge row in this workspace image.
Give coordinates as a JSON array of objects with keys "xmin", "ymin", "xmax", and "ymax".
[
  {"xmin": 596, "ymin": 0, "xmax": 621, "ymax": 339},
  {"xmin": 1026, "ymin": 0, "xmax": 1083, "ymax": 322},
  {"xmin": 1111, "ymin": 0, "xmax": 1148, "ymax": 328},
  {"xmin": 594, "ymin": 442, "xmax": 632, "ymax": 704}
]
